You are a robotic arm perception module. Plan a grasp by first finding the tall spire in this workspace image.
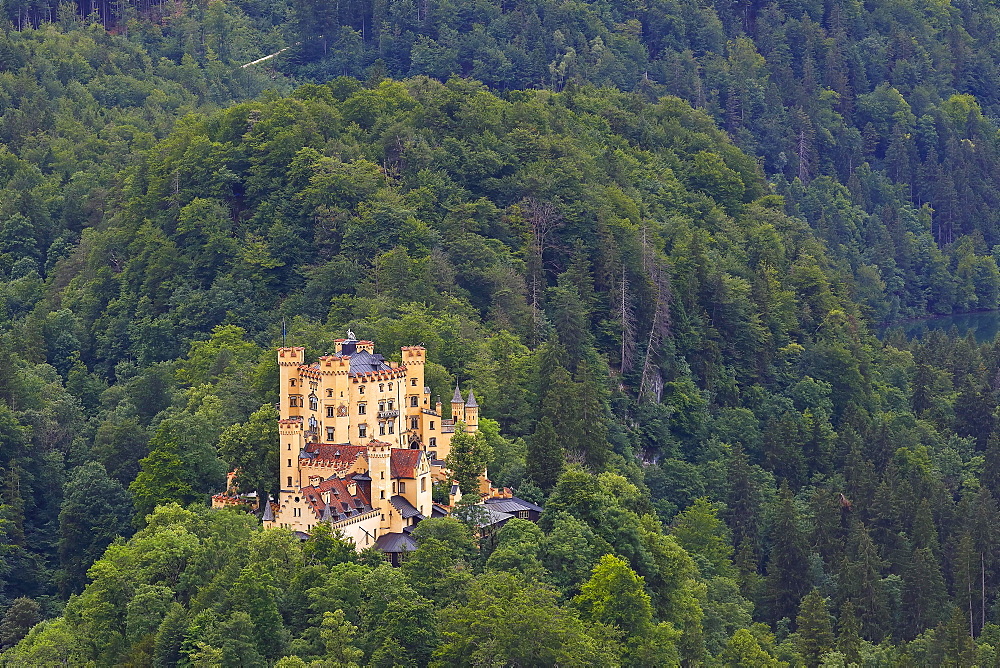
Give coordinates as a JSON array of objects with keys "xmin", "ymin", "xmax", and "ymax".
[
  {"xmin": 465, "ymin": 388, "xmax": 478, "ymax": 407},
  {"xmin": 452, "ymin": 383, "xmax": 464, "ymax": 403}
]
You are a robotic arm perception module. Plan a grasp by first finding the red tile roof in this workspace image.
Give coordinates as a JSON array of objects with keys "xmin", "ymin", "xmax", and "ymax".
[
  {"xmin": 299, "ymin": 475, "xmax": 372, "ymax": 520},
  {"xmin": 391, "ymin": 449, "xmax": 423, "ymax": 479}
]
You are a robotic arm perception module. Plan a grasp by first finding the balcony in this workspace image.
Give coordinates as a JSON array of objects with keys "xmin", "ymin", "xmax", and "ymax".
[{"xmin": 378, "ymin": 409, "xmax": 400, "ymax": 419}]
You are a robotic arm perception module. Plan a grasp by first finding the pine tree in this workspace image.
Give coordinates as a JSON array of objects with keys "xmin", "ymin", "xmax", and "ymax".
[
  {"xmin": 796, "ymin": 589, "xmax": 835, "ymax": 667},
  {"xmin": 836, "ymin": 600, "xmax": 862, "ymax": 664},
  {"xmin": 838, "ymin": 522, "xmax": 887, "ymax": 641},
  {"xmin": 0, "ymin": 596, "xmax": 40, "ymax": 649},
  {"xmin": 527, "ymin": 416, "xmax": 563, "ymax": 492},
  {"xmin": 764, "ymin": 486, "xmax": 811, "ymax": 624}
]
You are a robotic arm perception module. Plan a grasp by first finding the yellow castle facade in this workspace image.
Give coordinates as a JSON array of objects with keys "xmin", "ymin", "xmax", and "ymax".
[{"xmin": 260, "ymin": 334, "xmax": 481, "ymax": 552}]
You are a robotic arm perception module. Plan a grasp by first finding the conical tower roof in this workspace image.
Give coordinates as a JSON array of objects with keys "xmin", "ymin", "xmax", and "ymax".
[
  {"xmin": 452, "ymin": 383, "xmax": 464, "ymax": 403},
  {"xmin": 465, "ymin": 388, "xmax": 478, "ymax": 407}
]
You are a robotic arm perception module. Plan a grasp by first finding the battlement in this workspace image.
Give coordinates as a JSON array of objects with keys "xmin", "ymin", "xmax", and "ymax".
[{"xmin": 278, "ymin": 347, "xmax": 306, "ymax": 365}]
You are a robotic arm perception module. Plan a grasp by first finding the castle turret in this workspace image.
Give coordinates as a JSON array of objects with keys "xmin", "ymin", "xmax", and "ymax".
[
  {"xmin": 464, "ymin": 389, "xmax": 479, "ymax": 431},
  {"xmin": 367, "ymin": 439, "xmax": 393, "ymax": 516},
  {"xmin": 451, "ymin": 384, "xmax": 464, "ymax": 422},
  {"xmin": 279, "ymin": 419, "xmax": 304, "ymax": 493},
  {"xmin": 278, "ymin": 347, "xmax": 305, "ymax": 420}
]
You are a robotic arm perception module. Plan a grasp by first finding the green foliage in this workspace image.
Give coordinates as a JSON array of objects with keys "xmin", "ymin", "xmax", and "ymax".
[
  {"xmin": 444, "ymin": 424, "xmax": 492, "ymax": 500},
  {"xmin": 4, "ymin": 0, "xmax": 1000, "ymax": 656}
]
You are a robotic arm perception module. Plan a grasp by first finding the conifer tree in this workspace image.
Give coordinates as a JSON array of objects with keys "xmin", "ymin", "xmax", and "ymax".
[
  {"xmin": 764, "ymin": 486, "xmax": 811, "ymax": 624},
  {"xmin": 795, "ymin": 589, "xmax": 835, "ymax": 667},
  {"xmin": 0, "ymin": 596, "xmax": 40, "ymax": 649},
  {"xmin": 836, "ymin": 600, "xmax": 862, "ymax": 664},
  {"xmin": 527, "ymin": 416, "xmax": 563, "ymax": 492}
]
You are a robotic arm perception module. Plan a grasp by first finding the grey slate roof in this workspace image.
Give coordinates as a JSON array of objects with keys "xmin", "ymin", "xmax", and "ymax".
[
  {"xmin": 261, "ymin": 502, "xmax": 275, "ymax": 522},
  {"xmin": 348, "ymin": 350, "xmax": 393, "ymax": 374},
  {"xmin": 465, "ymin": 388, "xmax": 478, "ymax": 407},
  {"xmin": 390, "ymin": 495, "xmax": 424, "ymax": 520},
  {"xmin": 484, "ymin": 497, "xmax": 544, "ymax": 514},
  {"xmin": 477, "ymin": 505, "xmax": 515, "ymax": 527},
  {"xmin": 375, "ymin": 532, "xmax": 418, "ymax": 553},
  {"xmin": 452, "ymin": 384, "xmax": 464, "ymax": 403}
]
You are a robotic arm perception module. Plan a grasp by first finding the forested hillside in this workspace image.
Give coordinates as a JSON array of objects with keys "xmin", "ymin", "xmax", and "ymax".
[{"xmin": 2, "ymin": 0, "xmax": 1000, "ymax": 664}]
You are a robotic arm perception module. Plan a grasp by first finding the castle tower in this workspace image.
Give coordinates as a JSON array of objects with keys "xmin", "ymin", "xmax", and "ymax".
[
  {"xmin": 451, "ymin": 384, "xmax": 464, "ymax": 423},
  {"xmin": 367, "ymin": 439, "xmax": 393, "ymax": 513},
  {"xmin": 277, "ymin": 347, "xmax": 306, "ymax": 420},
  {"xmin": 279, "ymin": 419, "xmax": 304, "ymax": 493},
  {"xmin": 464, "ymin": 389, "xmax": 479, "ymax": 431}
]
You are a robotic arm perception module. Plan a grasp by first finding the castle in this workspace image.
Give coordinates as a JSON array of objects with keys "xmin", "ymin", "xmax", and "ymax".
[{"xmin": 257, "ymin": 333, "xmax": 486, "ymax": 551}]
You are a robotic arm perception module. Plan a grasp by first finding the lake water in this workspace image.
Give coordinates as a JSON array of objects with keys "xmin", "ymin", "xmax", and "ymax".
[{"xmin": 880, "ymin": 310, "xmax": 1000, "ymax": 343}]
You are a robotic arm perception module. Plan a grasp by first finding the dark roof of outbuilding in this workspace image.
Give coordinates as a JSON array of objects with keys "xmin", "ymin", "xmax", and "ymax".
[
  {"xmin": 390, "ymin": 495, "xmax": 424, "ymax": 520},
  {"xmin": 477, "ymin": 506, "xmax": 514, "ymax": 527},
  {"xmin": 375, "ymin": 532, "xmax": 418, "ymax": 553},
  {"xmin": 432, "ymin": 503, "xmax": 449, "ymax": 518},
  {"xmin": 484, "ymin": 497, "xmax": 544, "ymax": 514}
]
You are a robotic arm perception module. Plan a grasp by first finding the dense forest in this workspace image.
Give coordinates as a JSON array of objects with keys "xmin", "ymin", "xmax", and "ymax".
[{"xmin": 2, "ymin": 0, "xmax": 1000, "ymax": 664}]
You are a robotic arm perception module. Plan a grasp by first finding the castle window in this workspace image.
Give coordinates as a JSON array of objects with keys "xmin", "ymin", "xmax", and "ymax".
[
  {"xmin": 430, "ymin": 421, "xmax": 435, "ymax": 430},
  {"xmin": 410, "ymin": 396, "xmax": 418, "ymax": 407},
  {"xmin": 359, "ymin": 424, "xmax": 367, "ymax": 438},
  {"xmin": 381, "ymin": 490, "xmax": 385, "ymax": 499},
  {"xmin": 379, "ymin": 422, "xmax": 386, "ymax": 436},
  {"xmin": 326, "ymin": 427, "xmax": 335, "ymax": 441},
  {"xmin": 358, "ymin": 403, "xmax": 366, "ymax": 415},
  {"xmin": 388, "ymin": 382, "xmax": 393, "ymax": 390},
  {"xmin": 358, "ymin": 385, "xmax": 365, "ymax": 394},
  {"xmin": 309, "ymin": 395, "xmax": 318, "ymax": 411},
  {"xmin": 381, "ymin": 471, "xmax": 384, "ymax": 479},
  {"xmin": 379, "ymin": 401, "xmax": 385, "ymax": 412},
  {"xmin": 388, "ymin": 400, "xmax": 394, "ymax": 410},
  {"xmin": 410, "ymin": 417, "xmax": 418, "ymax": 430},
  {"xmin": 411, "ymin": 378, "xmax": 417, "ymax": 386},
  {"xmin": 288, "ymin": 459, "xmax": 292, "ymax": 468},
  {"xmin": 327, "ymin": 406, "xmax": 335, "ymax": 418},
  {"xmin": 379, "ymin": 383, "xmax": 384, "ymax": 392},
  {"xmin": 421, "ymin": 477, "xmax": 426, "ymax": 492},
  {"xmin": 392, "ymin": 482, "xmax": 396, "ymax": 493},
  {"xmin": 327, "ymin": 389, "xmax": 333, "ymax": 397},
  {"xmin": 287, "ymin": 476, "xmax": 292, "ymax": 487},
  {"xmin": 429, "ymin": 437, "xmax": 436, "ymax": 447},
  {"xmin": 290, "ymin": 379, "xmax": 296, "ymax": 387},
  {"xmin": 388, "ymin": 421, "xmax": 394, "ymax": 434},
  {"xmin": 398, "ymin": 481, "xmax": 406, "ymax": 494}
]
